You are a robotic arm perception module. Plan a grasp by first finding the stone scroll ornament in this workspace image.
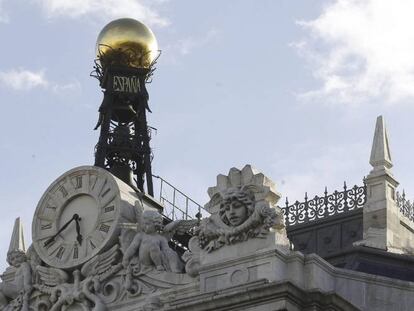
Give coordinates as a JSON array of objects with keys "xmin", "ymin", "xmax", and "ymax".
[
  {"xmin": 33, "ymin": 244, "xmax": 122, "ymax": 311},
  {"xmin": 196, "ymin": 165, "xmax": 285, "ymax": 252}
]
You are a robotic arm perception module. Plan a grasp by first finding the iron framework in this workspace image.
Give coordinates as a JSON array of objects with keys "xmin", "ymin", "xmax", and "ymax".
[
  {"xmin": 396, "ymin": 191, "xmax": 414, "ymax": 222},
  {"xmin": 280, "ymin": 182, "xmax": 367, "ymax": 227},
  {"xmin": 91, "ymin": 45, "xmax": 161, "ymax": 195},
  {"xmin": 152, "ymin": 175, "xmax": 208, "ymax": 221}
]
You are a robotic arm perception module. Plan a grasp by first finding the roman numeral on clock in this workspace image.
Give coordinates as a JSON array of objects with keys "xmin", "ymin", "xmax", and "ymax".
[
  {"xmin": 100, "ymin": 188, "xmax": 111, "ymax": 198},
  {"xmin": 56, "ymin": 247, "xmax": 65, "ymax": 259},
  {"xmin": 74, "ymin": 176, "xmax": 82, "ymax": 189},
  {"xmin": 104, "ymin": 205, "xmax": 115, "ymax": 213},
  {"xmin": 58, "ymin": 185, "xmax": 68, "ymax": 197},
  {"xmin": 41, "ymin": 223, "xmax": 52, "ymax": 230},
  {"xmin": 99, "ymin": 223, "xmax": 110, "ymax": 233}
]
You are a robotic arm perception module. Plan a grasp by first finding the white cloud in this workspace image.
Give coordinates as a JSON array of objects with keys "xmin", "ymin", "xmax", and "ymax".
[
  {"xmin": 52, "ymin": 80, "xmax": 81, "ymax": 93},
  {"xmin": 175, "ymin": 29, "xmax": 219, "ymax": 55},
  {"xmin": 294, "ymin": 0, "xmax": 414, "ymax": 105},
  {"xmin": 0, "ymin": 68, "xmax": 82, "ymax": 94},
  {"xmin": 161, "ymin": 29, "xmax": 219, "ymax": 64},
  {"xmin": 0, "ymin": 68, "xmax": 48, "ymax": 90},
  {"xmin": 35, "ymin": 0, "xmax": 168, "ymax": 27}
]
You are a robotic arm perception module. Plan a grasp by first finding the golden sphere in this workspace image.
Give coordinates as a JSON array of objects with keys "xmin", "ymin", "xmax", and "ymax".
[{"xmin": 96, "ymin": 18, "xmax": 158, "ymax": 69}]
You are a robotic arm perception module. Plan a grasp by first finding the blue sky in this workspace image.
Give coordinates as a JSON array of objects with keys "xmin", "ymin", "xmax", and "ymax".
[{"xmin": 1, "ymin": 0, "xmax": 414, "ymax": 270}]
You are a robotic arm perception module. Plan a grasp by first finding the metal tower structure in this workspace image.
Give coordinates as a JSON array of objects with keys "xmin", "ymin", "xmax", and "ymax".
[{"xmin": 91, "ymin": 19, "xmax": 159, "ymax": 196}]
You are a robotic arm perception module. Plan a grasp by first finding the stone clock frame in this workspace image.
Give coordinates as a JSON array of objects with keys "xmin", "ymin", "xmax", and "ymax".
[{"xmin": 32, "ymin": 166, "xmax": 140, "ymax": 270}]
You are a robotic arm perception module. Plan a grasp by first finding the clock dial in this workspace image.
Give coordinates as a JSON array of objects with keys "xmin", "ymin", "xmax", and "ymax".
[{"xmin": 32, "ymin": 166, "xmax": 127, "ymax": 269}]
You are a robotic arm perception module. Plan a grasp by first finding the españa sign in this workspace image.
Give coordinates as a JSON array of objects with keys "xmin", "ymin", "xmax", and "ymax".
[{"xmin": 112, "ymin": 75, "xmax": 141, "ymax": 94}]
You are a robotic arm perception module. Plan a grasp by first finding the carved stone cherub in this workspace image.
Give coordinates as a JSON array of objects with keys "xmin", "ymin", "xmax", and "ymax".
[
  {"xmin": 0, "ymin": 249, "xmax": 32, "ymax": 311},
  {"xmin": 122, "ymin": 210, "xmax": 184, "ymax": 273}
]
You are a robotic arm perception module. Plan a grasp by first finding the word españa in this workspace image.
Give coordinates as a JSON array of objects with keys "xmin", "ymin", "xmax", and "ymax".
[{"xmin": 113, "ymin": 75, "xmax": 141, "ymax": 94}]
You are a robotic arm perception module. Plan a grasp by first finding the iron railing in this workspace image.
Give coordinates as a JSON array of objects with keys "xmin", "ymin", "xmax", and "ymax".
[
  {"xmin": 279, "ymin": 182, "xmax": 367, "ymax": 227},
  {"xmin": 396, "ymin": 191, "xmax": 414, "ymax": 222},
  {"xmin": 152, "ymin": 175, "xmax": 208, "ymax": 221},
  {"xmin": 152, "ymin": 175, "xmax": 370, "ymax": 228}
]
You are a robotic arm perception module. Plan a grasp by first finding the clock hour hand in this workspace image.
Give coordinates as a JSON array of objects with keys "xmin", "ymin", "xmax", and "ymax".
[
  {"xmin": 44, "ymin": 214, "xmax": 79, "ymax": 247},
  {"xmin": 75, "ymin": 217, "xmax": 83, "ymax": 245}
]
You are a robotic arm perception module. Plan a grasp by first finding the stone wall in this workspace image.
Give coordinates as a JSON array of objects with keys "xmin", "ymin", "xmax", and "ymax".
[{"xmin": 158, "ymin": 243, "xmax": 414, "ymax": 311}]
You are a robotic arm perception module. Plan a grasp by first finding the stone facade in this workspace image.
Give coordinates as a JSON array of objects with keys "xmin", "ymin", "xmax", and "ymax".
[{"xmin": 2, "ymin": 115, "xmax": 414, "ymax": 311}]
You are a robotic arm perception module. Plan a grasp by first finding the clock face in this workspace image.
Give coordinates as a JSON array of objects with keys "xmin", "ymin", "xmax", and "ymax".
[{"xmin": 32, "ymin": 166, "xmax": 121, "ymax": 269}]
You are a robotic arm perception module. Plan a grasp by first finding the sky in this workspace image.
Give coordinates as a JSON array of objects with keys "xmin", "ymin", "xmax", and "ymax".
[{"xmin": 1, "ymin": 0, "xmax": 414, "ymax": 270}]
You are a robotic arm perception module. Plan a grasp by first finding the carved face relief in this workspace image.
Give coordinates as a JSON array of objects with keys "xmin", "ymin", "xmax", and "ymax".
[
  {"xmin": 224, "ymin": 200, "xmax": 248, "ymax": 226},
  {"xmin": 143, "ymin": 218, "xmax": 157, "ymax": 234},
  {"xmin": 219, "ymin": 188, "xmax": 254, "ymax": 227},
  {"xmin": 7, "ymin": 250, "xmax": 26, "ymax": 267},
  {"xmin": 142, "ymin": 211, "xmax": 163, "ymax": 233}
]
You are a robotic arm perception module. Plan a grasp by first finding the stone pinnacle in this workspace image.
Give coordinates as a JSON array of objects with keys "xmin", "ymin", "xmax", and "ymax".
[
  {"xmin": 7, "ymin": 217, "xmax": 26, "ymax": 255},
  {"xmin": 369, "ymin": 115, "xmax": 393, "ymax": 170}
]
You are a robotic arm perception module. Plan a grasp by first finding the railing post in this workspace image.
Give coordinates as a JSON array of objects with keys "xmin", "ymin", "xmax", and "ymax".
[
  {"xmin": 159, "ymin": 178, "xmax": 163, "ymax": 202},
  {"xmin": 152, "ymin": 175, "xmax": 207, "ymax": 221},
  {"xmin": 172, "ymin": 189, "xmax": 176, "ymax": 220},
  {"xmin": 343, "ymin": 181, "xmax": 348, "ymax": 212},
  {"xmin": 284, "ymin": 197, "xmax": 289, "ymax": 226},
  {"xmin": 324, "ymin": 186, "xmax": 329, "ymax": 217},
  {"xmin": 185, "ymin": 197, "xmax": 189, "ymax": 220},
  {"xmin": 304, "ymin": 192, "xmax": 308, "ymax": 222}
]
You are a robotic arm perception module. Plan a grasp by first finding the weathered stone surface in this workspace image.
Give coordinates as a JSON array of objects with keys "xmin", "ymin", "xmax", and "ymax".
[
  {"xmin": 5, "ymin": 155, "xmax": 414, "ymax": 311},
  {"xmin": 124, "ymin": 238, "xmax": 414, "ymax": 311}
]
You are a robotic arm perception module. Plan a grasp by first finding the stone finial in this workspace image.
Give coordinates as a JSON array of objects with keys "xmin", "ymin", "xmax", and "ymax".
[
  {"xmin": 369, "ymin": 115, "xmax": 392, "ymax": 170},
  {"xmin": 7, "ymin": 217, "xmax": 25, "ymax": 256}
]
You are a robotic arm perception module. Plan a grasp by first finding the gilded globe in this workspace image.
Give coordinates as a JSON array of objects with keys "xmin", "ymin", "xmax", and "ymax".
[{"xmin": 96, "ymin": 18, "xmax": 158, "ymax": 69}]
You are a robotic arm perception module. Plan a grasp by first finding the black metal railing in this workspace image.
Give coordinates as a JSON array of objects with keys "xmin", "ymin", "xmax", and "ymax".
[
  {"xmin": 279, "ymin": 182, "xmax": 367, "ymax": 227},
  {"xmin": 152, "ymin": 175, "xmax": 208, "ymax": 221},
  {"xmin": 396, "ymin": 191, "xmax": 414, "ymax": 222}
]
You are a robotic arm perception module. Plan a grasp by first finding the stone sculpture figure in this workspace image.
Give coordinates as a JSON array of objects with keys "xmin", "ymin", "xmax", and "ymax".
[
  {"xmin": 122, "ymin": 210, "xmax": 184, "ymax": 273},
  {"xmin": 0, "ymin": 218, "xmax": 32, "ymax": 311},
  {"xmin": 196, "ymin": 165, "xmax": 287, "ymax": 252},
  {"xmin": 120, "ymin": 208, "xmax": 199, "ymax": 291},
  {"xmin": 0, "ymin": 249, "xmax": 32, "ymax": 311}
]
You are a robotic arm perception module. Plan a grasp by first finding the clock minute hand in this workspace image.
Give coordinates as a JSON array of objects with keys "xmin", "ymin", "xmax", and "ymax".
[{"xmin": 44, "ymin": 214, "xmax": 78, "ymax": 247}]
